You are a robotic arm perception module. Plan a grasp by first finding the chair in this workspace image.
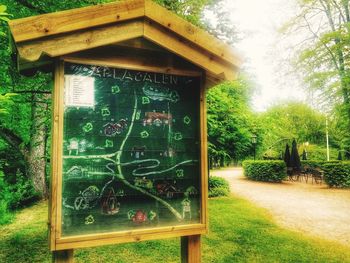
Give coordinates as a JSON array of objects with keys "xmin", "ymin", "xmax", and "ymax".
[
  {"xmin": 311, "ymin": 168, "xmax": 323, "ymax": 184},
  {"xmin": 300, "ymin": 165, "xmax": 311, "ymax": 183}
]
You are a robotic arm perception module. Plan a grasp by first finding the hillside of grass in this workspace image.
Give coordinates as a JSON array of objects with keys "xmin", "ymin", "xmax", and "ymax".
[{"xmin": 1, "ymin": 196, "xmax": 350, "ymax": 263}]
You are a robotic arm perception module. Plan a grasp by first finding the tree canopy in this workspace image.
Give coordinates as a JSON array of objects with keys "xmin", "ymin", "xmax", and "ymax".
[{"xmin": 284, "ymin": 0, "xmax": 350, "ymax": 156}]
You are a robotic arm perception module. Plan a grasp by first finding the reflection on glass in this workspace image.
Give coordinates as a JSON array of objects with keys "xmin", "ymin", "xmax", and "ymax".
[{"xmin": 61, "ymin": 63, "xmax": 201, "ymax": 236}]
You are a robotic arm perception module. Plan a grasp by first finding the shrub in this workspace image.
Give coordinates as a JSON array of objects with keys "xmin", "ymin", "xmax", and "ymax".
[
  {"xmin": 7, "ymin": 170, "xmax": 40, "ymax": 209},
  {"xmin": 0, "ymin": 171, "xmax": 13, "ymax": 225},
  {"xmin": 208, "ymin": 176, "xmax": 230, "ymax": 197},
  {"xmin": 322, "ymin": 162, "xmax": 350, "ymax": 188},
  {"xmin": 299, "ymin": 144, "xmax": 339, "ymax": 161},
  {"xmin": 243, "ymin": 160, "xmax": 287, "ymax": 182},
  {"xmin": 301, "ymin": 160, "xmax": 340, "ymax": 170}
]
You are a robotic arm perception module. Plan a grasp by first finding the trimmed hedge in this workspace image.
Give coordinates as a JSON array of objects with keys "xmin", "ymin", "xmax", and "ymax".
[
  {"xmin": 243, "ymin": 160, "xmax": 287, "ymax": 182},
  {"xmin": 208, "ymin": 176, "xmax": 230, "ymax": 197},
  {"xmin": 322, "ymin": 162, "xmax": 350, "ymax": 188}
]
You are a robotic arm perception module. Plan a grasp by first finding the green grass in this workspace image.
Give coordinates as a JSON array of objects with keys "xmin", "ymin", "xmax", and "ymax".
[{"xmin": 1, "ymin": 197, "xmax": 350, "ymax": 263}]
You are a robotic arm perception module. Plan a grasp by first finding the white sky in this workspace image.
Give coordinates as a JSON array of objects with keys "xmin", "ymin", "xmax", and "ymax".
[{"xmin": 222, "ymin": 0, "xmax": 307, "ymax": 111}]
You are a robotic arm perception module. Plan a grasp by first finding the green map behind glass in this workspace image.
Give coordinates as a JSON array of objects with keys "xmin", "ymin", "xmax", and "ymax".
[{"xmin": 61, "ymin": 62, "xmax": 201, "ymax": 236}]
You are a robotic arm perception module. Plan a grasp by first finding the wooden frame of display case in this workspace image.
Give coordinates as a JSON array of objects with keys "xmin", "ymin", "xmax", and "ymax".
[
  {"xmin": 49, "ymin": 57, "xmax": 208, "ymax": 252},
  {"xmin": 9, "ymin": 1, "xmax": 241, "ymax": 262}
]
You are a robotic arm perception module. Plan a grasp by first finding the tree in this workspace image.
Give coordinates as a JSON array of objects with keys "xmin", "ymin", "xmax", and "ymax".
[
  {"xmin": 284, "ymin": 0, "xmax": 350, "ymax": 156},
  {"xmin": 284, "ymin": 144, "xmax": 291, "ymax": 167},
  {"xmin": 154, "ymin": 0, "xmax": 214, "ymax": 26},
  {"xmin": 0, "ymin": 0, "xmax": 110, "ymax": 198},
  {"xmin": 207, "ymin": 75, "xmax": 257, "ymax": 163},
  {"xmin": 1, "ymin": 0, "xmax": 237, "ymax": 198},
  {"xmin": 302, "ymin": 148, "xmax": 307, "ymax": 160},
  {"xmin": 259, "ymin": 102, "xmax": 327, "ymax": 156},
  {"xmin": 290, "ymin": 139, "xmax": 301, "ymax": 171}
]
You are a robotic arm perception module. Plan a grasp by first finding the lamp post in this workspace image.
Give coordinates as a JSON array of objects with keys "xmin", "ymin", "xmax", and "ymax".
[{"xmin": 251, "ymin": 134, "xmax": 257, "ymax": 160}]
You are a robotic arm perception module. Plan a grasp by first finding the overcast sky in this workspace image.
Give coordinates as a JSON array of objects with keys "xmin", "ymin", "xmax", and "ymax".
[{"xmin": 219, "ymin": 0, "xmax": 307, "ymax": 111}]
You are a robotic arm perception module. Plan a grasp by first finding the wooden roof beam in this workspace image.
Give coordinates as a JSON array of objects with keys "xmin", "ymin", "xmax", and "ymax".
[
  {"xmin": 16, "ymin": 20, "xmax": 144, "ymax": 64},
  {"xmin": 9, "ymin": 0, "xmax": 145, "ymax": 43},
  {"xmin": 144, "ymin": 0, "xmax": 242, "ymax": 68},
  {"xmin": 144, "ymin": 19, "xmax": 238, "ymax": 81}
]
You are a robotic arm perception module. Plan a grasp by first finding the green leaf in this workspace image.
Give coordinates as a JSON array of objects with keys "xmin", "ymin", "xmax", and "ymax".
[
  {"xmin": 0, "ymin": 5, "xmax": 7, "ymax": 13},
  {"xmin": 0, "ymin": 16, "xmax": 10, "ymax": 22}
]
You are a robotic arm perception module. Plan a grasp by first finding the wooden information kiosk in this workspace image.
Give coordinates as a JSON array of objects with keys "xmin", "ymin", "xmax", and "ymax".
[{"xmin": 8, "ymin": 1, "xmax": 241, "ymax": 262}]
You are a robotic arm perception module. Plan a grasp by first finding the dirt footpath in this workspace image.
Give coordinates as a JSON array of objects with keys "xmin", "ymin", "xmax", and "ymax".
[{"xmin": 211, "ymin": 167, "xmax": 350, "ymax": 246}]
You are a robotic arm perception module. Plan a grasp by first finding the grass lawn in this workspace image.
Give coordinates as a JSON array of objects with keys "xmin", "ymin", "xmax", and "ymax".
[{"xmin": 1, "ymin": 196, "xmax": 350, "ymax": 263}]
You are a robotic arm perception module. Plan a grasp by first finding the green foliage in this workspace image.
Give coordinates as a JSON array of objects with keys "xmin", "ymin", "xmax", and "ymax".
[
  {"xmin": 0, "ymin": 170, "xmax": 13, "ymax": 225},
  {"xmin": 258, "ymin": 102, "xmax": 326, "ymax": 158},
  {"xmin": 301, "ymin": 160, "xmax": 341, "ymax": 170},
  {"xmin": 208, "ymin": 176, "xmax": 230, "ymax": 197},
  {"xmin": 7, "ymin": 170, "xmax": 40, "ymax": 209},
  {"xmin": 300, "ymin": 144, "xmax": 339, "ymax": 161},
  {"xmin": 322, "ymin": 162, "xmax": 350, "ymax": 188},
  {"xmin": 284, "ymin": 0, "xmax": 350, "ymax": 155},
  {"xmin": 154, "ymin": 0, "xmax": 214, "ymax": 27},
  {"xmin": 243, "ymin": 160, "xmax": 287, "ymax": 182},
  {"xmin": 207, "ymin": 75, "xmax": 257, "ymax": 163}
]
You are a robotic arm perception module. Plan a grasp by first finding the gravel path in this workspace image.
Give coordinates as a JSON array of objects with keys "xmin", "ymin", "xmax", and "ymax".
[{"xmin": 211, "ymin": 167, "xmax": 350, "ymax": 246}]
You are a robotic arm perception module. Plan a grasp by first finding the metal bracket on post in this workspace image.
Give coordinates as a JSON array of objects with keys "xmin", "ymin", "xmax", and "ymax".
[
  {"xmin": 53, "ymin": 249, "xmax": 74, "ymax": 263},
  {"xmin": 181, "ymin": 235, "xmax": 201, "ymax": 263}
]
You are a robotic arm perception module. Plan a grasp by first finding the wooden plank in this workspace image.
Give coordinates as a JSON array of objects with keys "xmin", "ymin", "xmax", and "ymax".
[
  {"xmin": 57, "ymin": 223, "xmax": 206, "ymax": 243},
  {"xmin": 52, "ymin": 249, "xmax": 74, "ymax": 263},
  {"xmin": 49, "ymin": 60, "xmax": 62, "ymax": 251},
  {"xmin": 9, "ymin": 0, "xmax": 145, "ymax": 43},
  {"xmin": 16, "ymin": 20, "xmax": 144, "ymax": 62},
  {"xmin": 144, "ymin": 20, "xmax": 237, "ymax": 81},
  {"xmin": 113, "ymin": 38, "xmax": 167, "ymax": 53},
  {"xmin": 55, "ymin": 60, "xmax": 65, "ymax": 245},
  {"xmin": 181, "ymin": 235, "xmax": 201, "ymax": 263},
  {"xmin": 199, "ymin": 83, "xmax": 209, "ymax": 230},
  {"xmin": 62, "ymin": 46, "xmax": 202, "ymax": 77},
  {"xmin": 56, "ymin": 228, "xmax": 206, "ymax": 250},
  {"xmin": 145, "ymin": 0, "xmax": 242, "ymax": 68},
  {"xmin": 205, "ymin": 73, "xmax": 224, "ymax": 89}
]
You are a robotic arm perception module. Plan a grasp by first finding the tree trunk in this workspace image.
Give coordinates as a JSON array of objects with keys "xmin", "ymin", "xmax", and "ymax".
[{"xmin": 26, "ymin": 93, "xmax": 50, "ymax": 199}]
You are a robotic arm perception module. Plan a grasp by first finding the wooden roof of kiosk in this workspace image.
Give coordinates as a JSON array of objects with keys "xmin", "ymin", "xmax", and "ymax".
[{"xmin": 8, "ymin": 0, "xmax": 242, "ymax": 88}]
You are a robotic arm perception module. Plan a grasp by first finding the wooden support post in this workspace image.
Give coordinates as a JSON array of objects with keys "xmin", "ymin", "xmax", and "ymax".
[
  {"xmin": 53, "ymin": 249, "xmax": 74, "ymax": 263},
  {"xmin": 181, "ymin": 235, "xmax": 201, "ymax": 263}
]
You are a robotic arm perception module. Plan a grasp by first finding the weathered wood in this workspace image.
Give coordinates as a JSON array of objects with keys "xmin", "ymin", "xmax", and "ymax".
[
  {"xmin": 205, "ymin": 73, "xmax": 226, "ymax": 89},
  {"xmin": 9, "ymin": 0, "xmax": 145, "ymax": 43},
  {"xmin": 56, "ymin": 226, "xmax": 206, "ymax": 250},
  {"xmin": 49, "ymin": 60, "xmax": 64, "ymax": 251},
  {"xmin": 17, "ymin": 20, "xmax": 144, "ymax": 62},
  {"xmin": 49, "ymin": 59, "xmax": 207, "ymax": 250},
  {"xmin": 63, "ymin": 45, "xmax": 202, "ymax": 76},
  {"xmin": 9, "ymin": 0, "xmax": 242, "ymax": 71},
  {"xmin": 144, "ymin": 19, "xmax": 237, "ymax": 81},
  {"xmin": 200, "ymin": 84, "xmax": 209, "ymax": 228},
  {"xmin": 52, "ymin": 249, "xmax": 74, "ymax": 263},
  {"xmin": 181, "ymin": 235, "xmax": 201, "ymax": 263},
  {"xmin": 113, "ymin": 38, "xmax": 167, "ymax": 53},
  {"xmin": 9, "ymin": 0, "xmax": 242, "ymax": 80},
  {"xmin": 145, "ymin": 0, "xmax": 242, "ymax": 68}
]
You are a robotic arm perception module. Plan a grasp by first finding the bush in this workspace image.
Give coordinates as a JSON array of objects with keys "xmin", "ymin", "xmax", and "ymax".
[
  {"xmin": 299, "ymin": 144, "xmax": 338, "ymax": 161},
  {"xmin": 7, "ymin": 171, "xmax": 40, "ymax": 209},
  {"xmin": 0, "ymin": 171, "xmax": 13, "ymax": 225},
  {"xmin": 243, "ymin": 160, "xmax": 287, "ymax": 182},
  {"xmin": 208, "ymin": 176, "xmax": 230, "ymax": 197},
  {"xmin": 322, "ymin": 162, "xmax": 350, "ymax": 188},
  {"xmin": 301, "ymin": 160, "xmax": 340, "ymax": 170}
]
